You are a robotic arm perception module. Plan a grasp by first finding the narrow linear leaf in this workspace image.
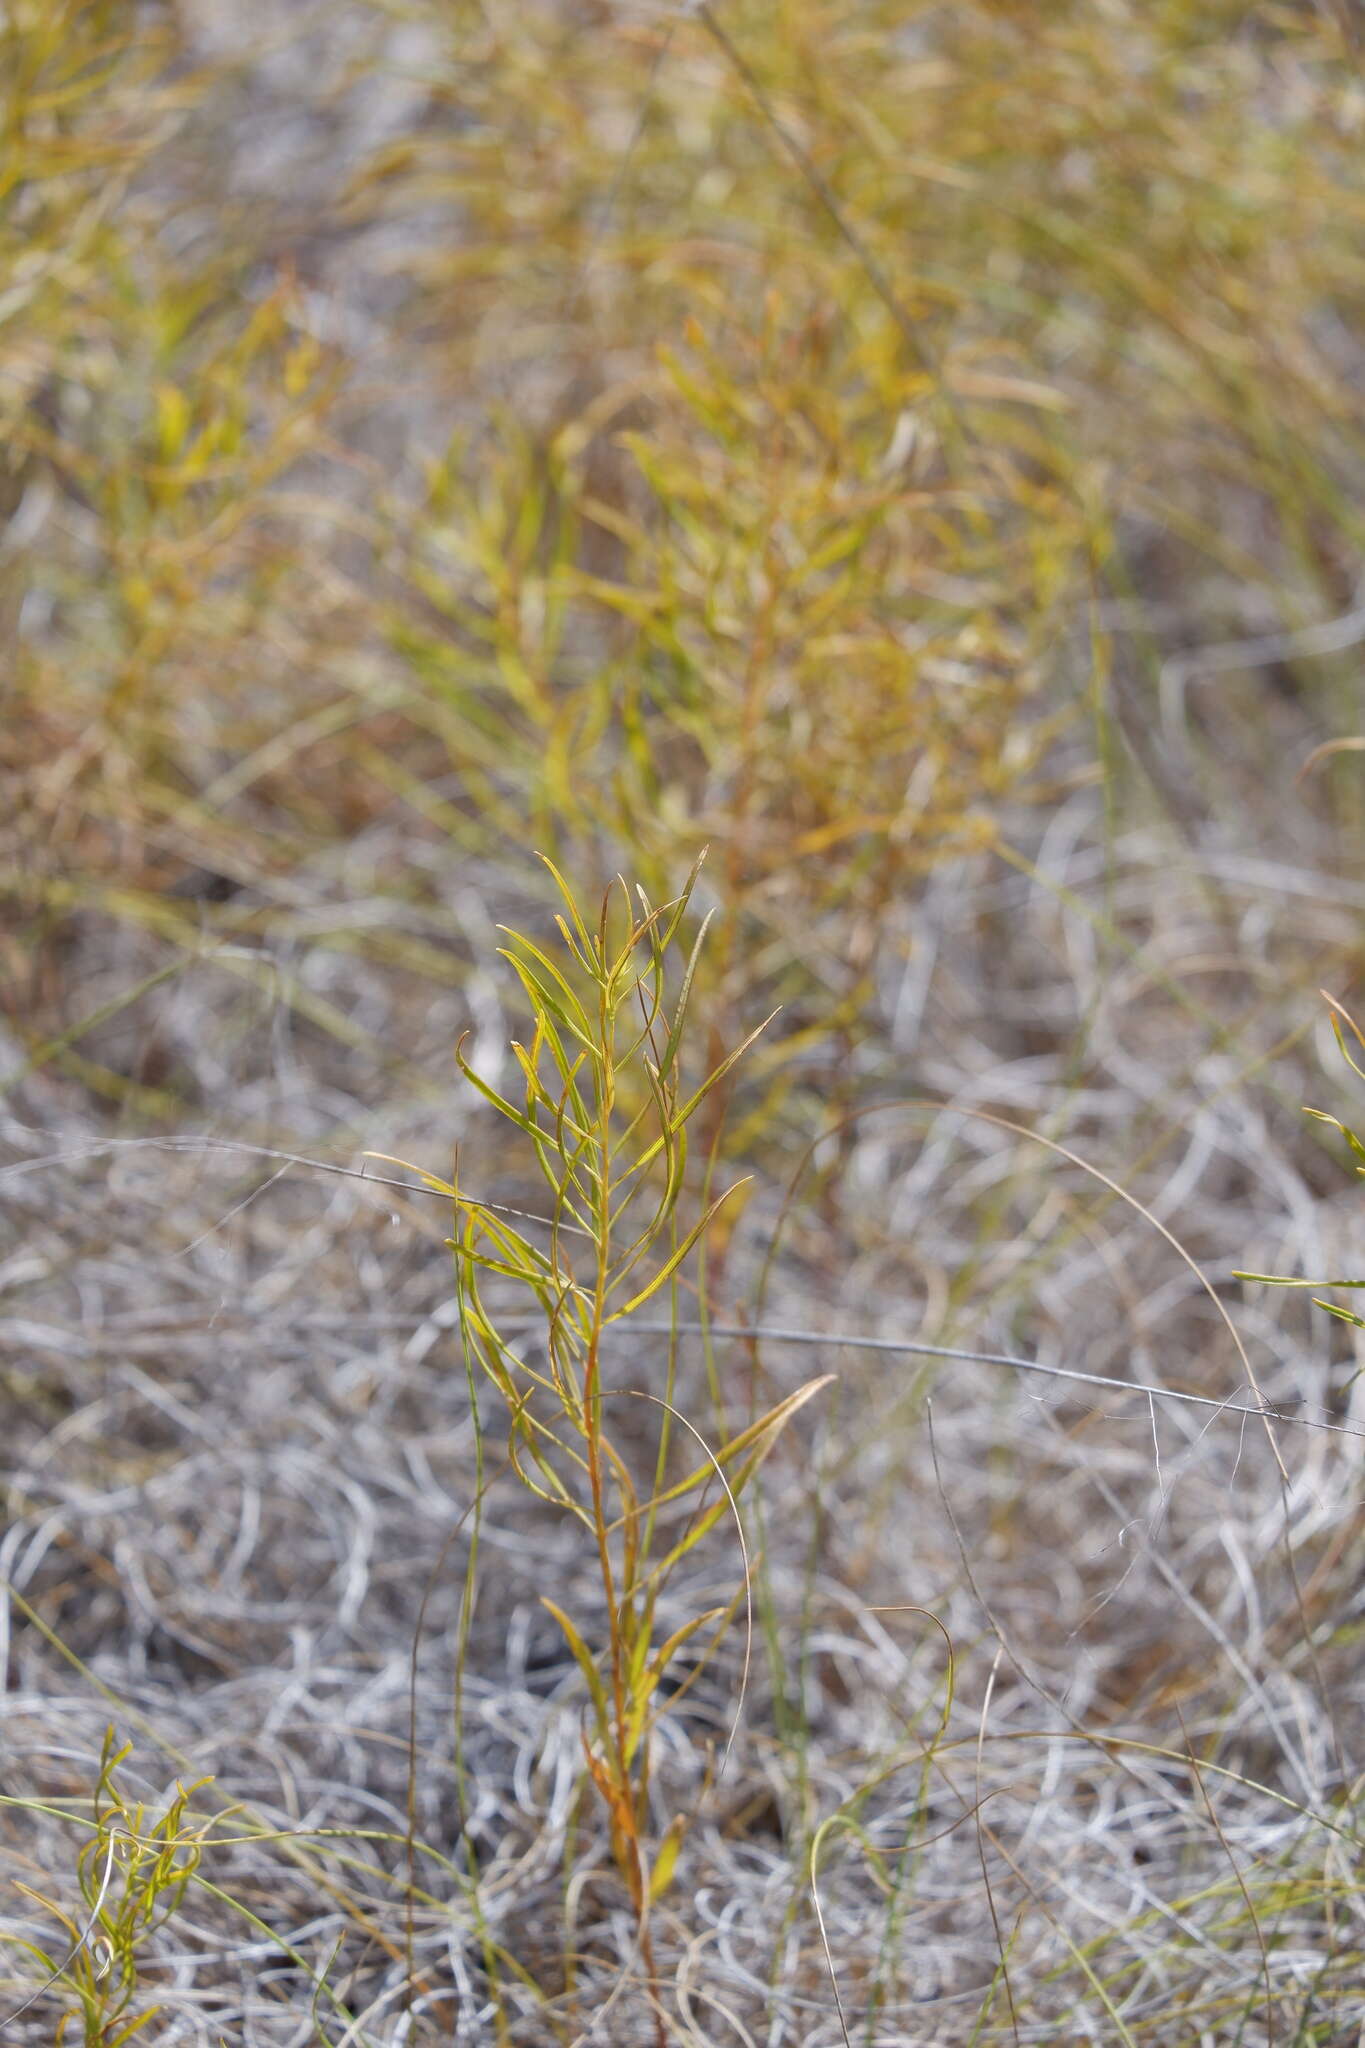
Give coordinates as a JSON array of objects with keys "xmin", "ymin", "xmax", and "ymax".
[
  {"xmin": 656, "ymin": 910, "xmax": 714, "ymax": 1085},
  {"xmin": 648, "ymin": 1814, "xmax": 687, "ymax": 1902},
  {"xmin": 537, "ymin": 852, "xmax": 598, "ymax": 962},
  {"xmin": 454, "ymin": 1033, "xmax": 544, "ymax": 1140},
  {"xmin": 363, "ymin": 1150, "xmax": 455, "ymax": 1196},
  {"xmin": 1234, "ymin": 1272, "xmax": 1365, "ymax": 1289},
  {"xmin": 1304, "ymin": 1107, "xmax": 1365, "ymax": 1167},
  {"xmin": 645, "ymin": 1605, "xmax": 728, "ymax": 1694},
  {"xmin": 608, "ymin": 1182, "xmax": 749, "ymax": 1319},
  {"xmin": 541, "ymin": 1599, "xmax": 610, "ymax": 1737},
  {"xmin": 1314, "ymin": 1299, "xmax": 1365, "ymax": 1328},
  {"xmin": 629, "ymin": 1011, "xmax": 779, "ymax": 1180},
  {"xmin": 645, "ymin": 1374, "xmax": 837, "ymax": 1514}
]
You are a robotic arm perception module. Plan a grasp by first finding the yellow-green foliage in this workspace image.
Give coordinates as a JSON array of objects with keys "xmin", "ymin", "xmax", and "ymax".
[
  {"xmin": 379, "ymin": 862, "xmax": 830, "ymax": 1977},
  {"xmin": 3, "ymin": 4, "xmax": 335, "ymax": 789},
  {"xmin": 9, "ymin": 1729, "xmax": 213, "ymax": 2046},
  {"xmin": 2, "ymin": 3, "xmax": 353, "ymax": 1106},
  {"xmin": 3, "ymin": 0, "xmax": 1361, "ymax": 1136}
]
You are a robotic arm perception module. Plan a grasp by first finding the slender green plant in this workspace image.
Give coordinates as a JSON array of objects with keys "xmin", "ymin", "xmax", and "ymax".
[
  {"xmin": 379, "ymin": 854, "xmax": 830, "ymax": 2021},
  {"xmin": 6, "ymin": 1728, "xmax": 214, "ymax": 2046}
]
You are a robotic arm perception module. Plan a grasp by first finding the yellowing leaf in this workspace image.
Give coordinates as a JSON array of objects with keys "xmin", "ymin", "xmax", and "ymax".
[
  {"xmin": 541, "ymin": 1598, "xmax": 610, "ymax": 1739},
  {"xmin": 155, "ymin": 382, "xmax": 191, "ymax": 460},
  {"xmin": 648, "ymin": 1815, "xmax": 686, "ymax": 1902}
]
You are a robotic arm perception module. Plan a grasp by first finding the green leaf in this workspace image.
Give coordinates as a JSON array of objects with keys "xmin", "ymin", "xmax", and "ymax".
[
  {"xmin": 1304, "ymin": 1107, "xmax": 1365, "ymax": 1168},
  {"xmin": 648, "ymin": 1814, "xmax": 686, "ymax": 1902},
  {"xmin": 537, "ymin": 853, "xmax": 598, "ymax": 965},
  {"xmin": 1234, "ymin": 1271, "xmax": 1365, "ymax": 1289},
  {"xmin": 656, "ymin": 910, "xmax": 713, "ymax": 1085},
  {"xmin": 454, "ymin": 1034, "xmax": 545, "ymax": 1140},
  {"xmin": 608, "ymin": 1182, "xmax": 748, "ymax": 1319},
  {"xmin": 500, "ymin": 932, "xmax": 597, "ymax": 1046},
  {"xmin": 1326, "ymin": 999, "xmax": 1365, "ymax": 1082},
  {"xmin": 628, "ymin": 1010, "xmax": 778, "ymax": 1180},
  {"xmin": 1314, "ymin": 1298, "xmax": 1365, "ymax": 1328},
  {"xmin": 644, "ymin": 1374, "xmax": 836, "ymax": 1516},
  {"xmin": 645, "ymin": 1605, "xmax": 727, "ymax": 1694},
  {"xmin": 540, "ymin": 1599, "xmax": 610, "ymax": 1740}
]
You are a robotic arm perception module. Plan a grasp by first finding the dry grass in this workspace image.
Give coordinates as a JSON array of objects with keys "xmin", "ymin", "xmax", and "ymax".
[{"xmin": 2, "ymin": 1, "xmax": 1364, "ymax": 2041}]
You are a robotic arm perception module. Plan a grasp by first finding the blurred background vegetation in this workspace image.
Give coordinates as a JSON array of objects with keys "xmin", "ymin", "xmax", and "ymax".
[{"xmin": 4, "ymin": 0, "xmax": 1360, "ymax": 1153}]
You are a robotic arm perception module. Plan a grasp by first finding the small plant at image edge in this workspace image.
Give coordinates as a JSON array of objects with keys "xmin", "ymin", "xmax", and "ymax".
[
  {"xmin": 6, "ymin": 1727, "xmax": 214, "ymax": 2045},
  {"xmin": 376, "ymin": 855, "xmax": 830, "ymax": 2016}
]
